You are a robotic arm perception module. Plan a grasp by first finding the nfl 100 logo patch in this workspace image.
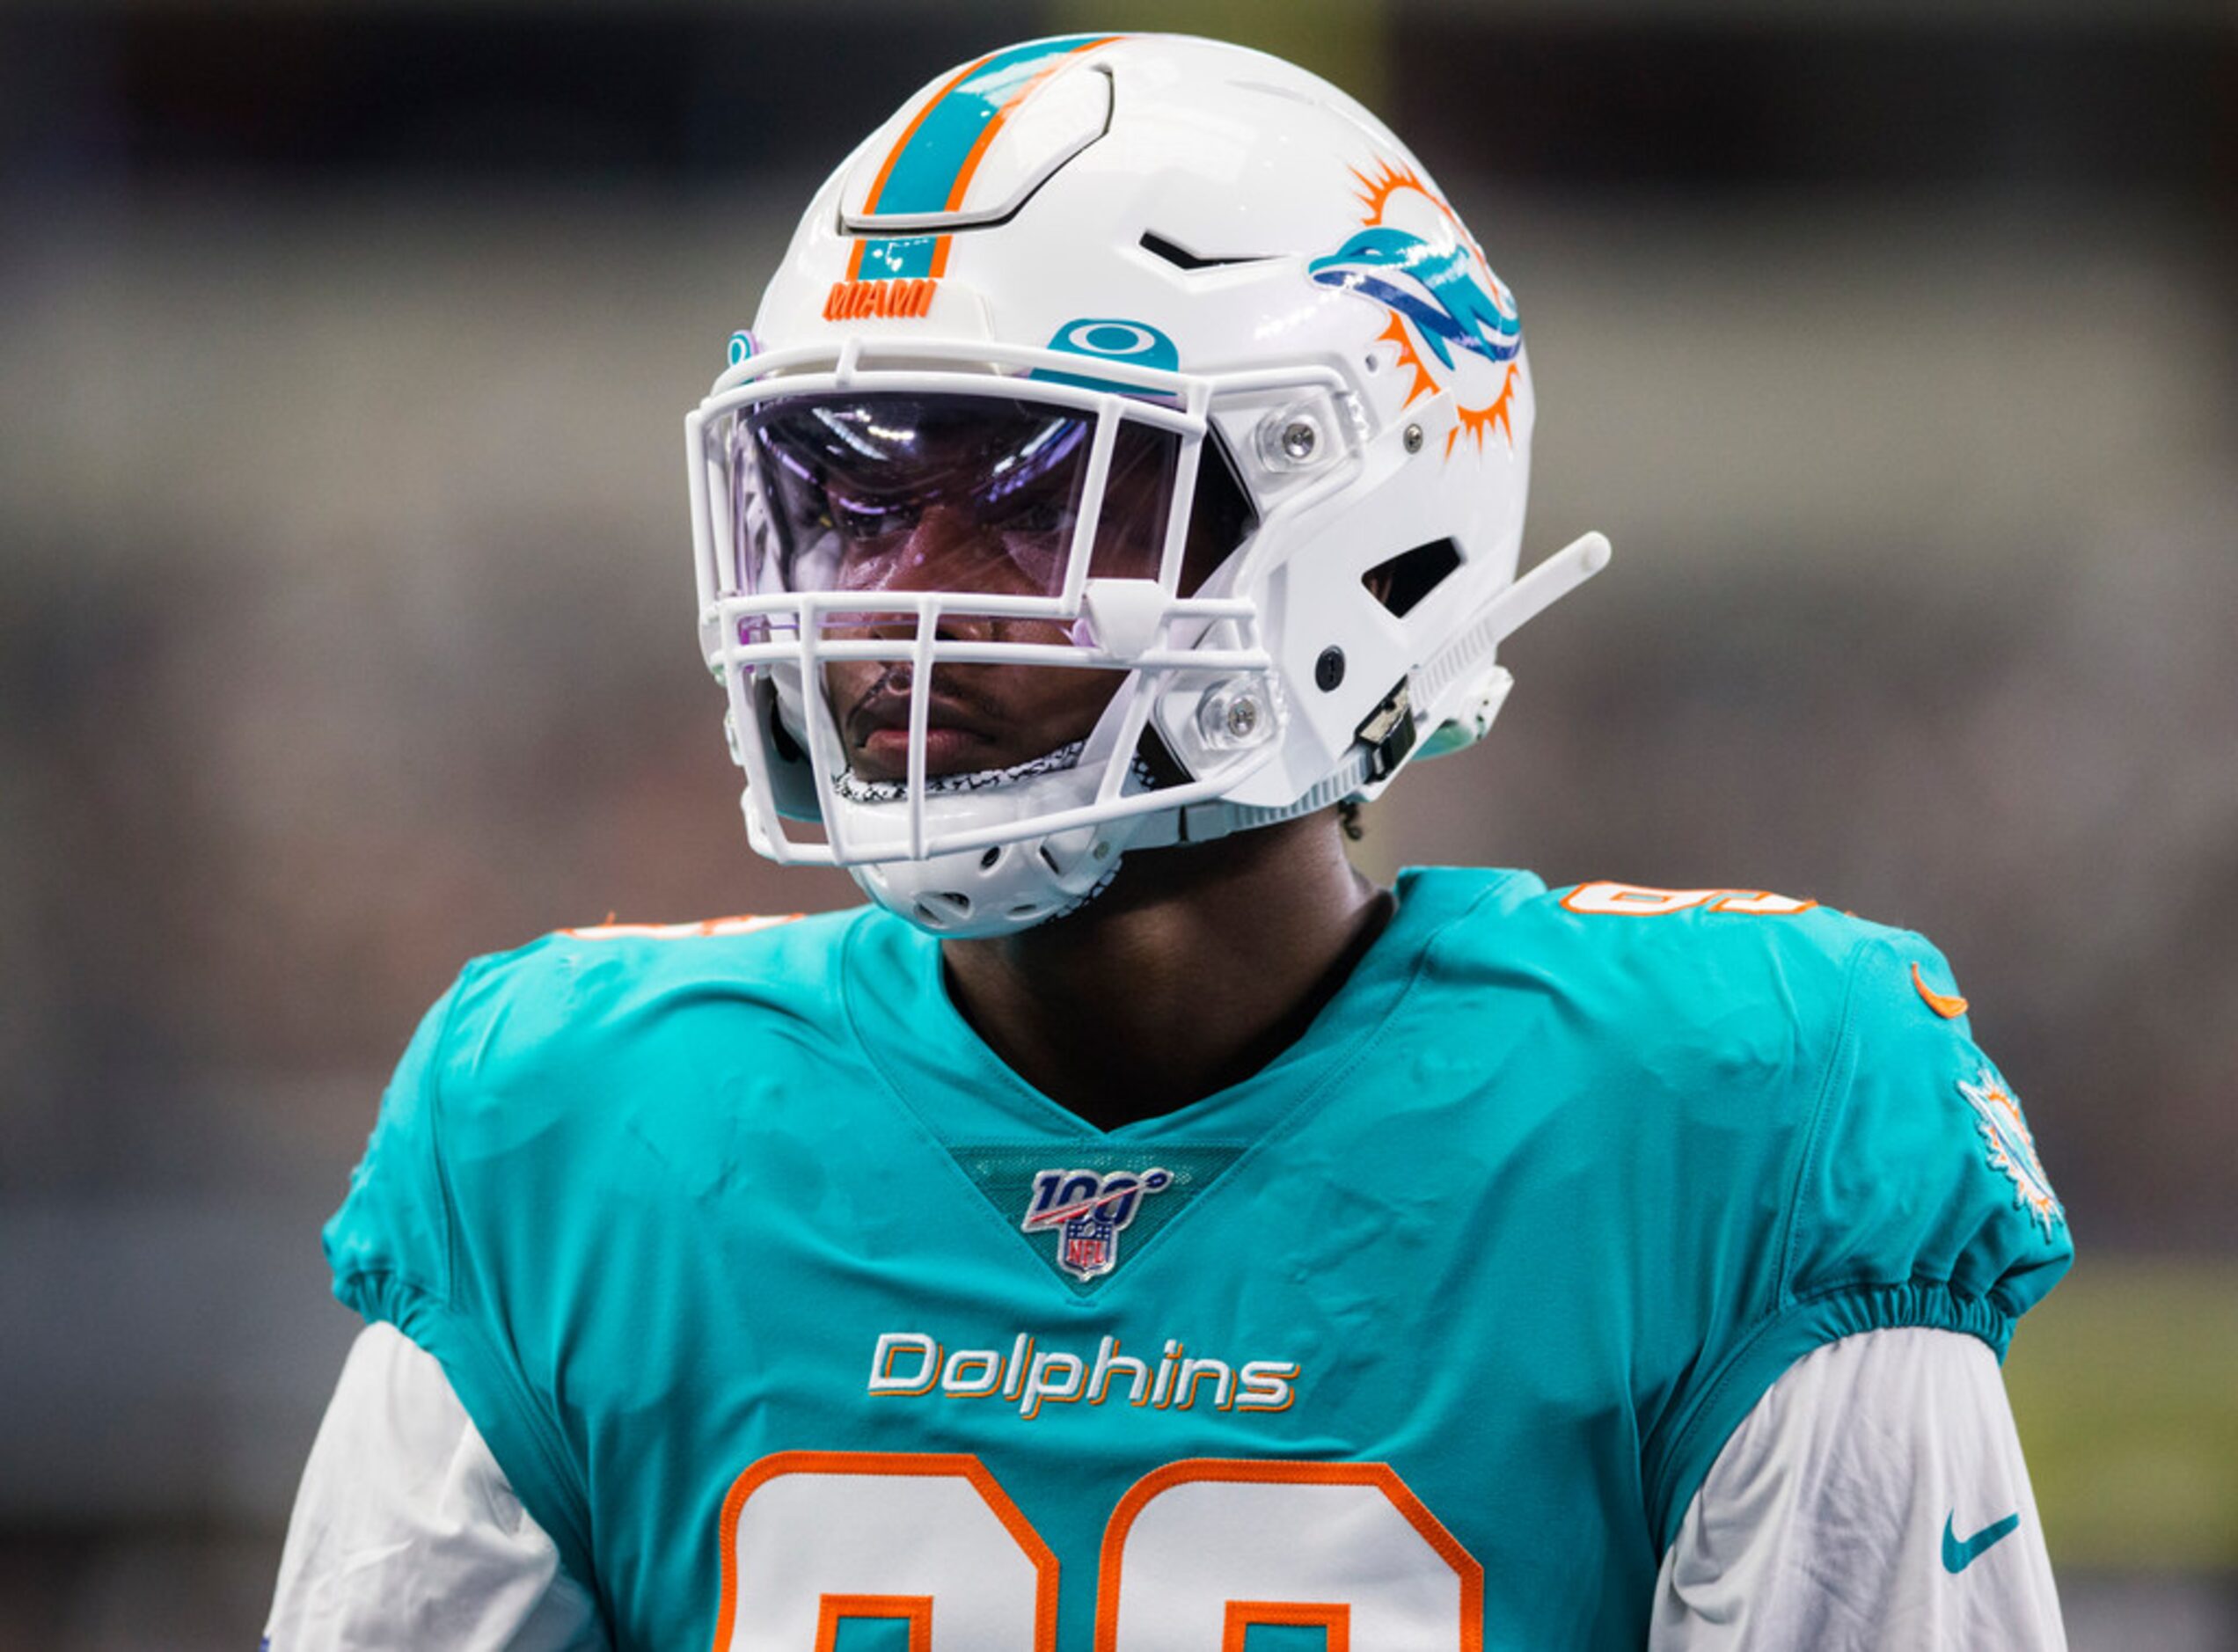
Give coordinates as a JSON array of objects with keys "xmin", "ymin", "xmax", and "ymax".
[
  {"xmin": 951, "ymin": 1144, "xmax": 1240, "ymax": 1291},
  {"xmin": 1021, "ymin": 1166, "xmax": 1174, "ymax": 1281}
]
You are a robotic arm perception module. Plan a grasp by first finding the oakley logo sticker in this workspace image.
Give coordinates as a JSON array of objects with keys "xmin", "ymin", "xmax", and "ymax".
[
  {"xmin": 1031, "ymin": 318, "xmax": 1180, "ymax": 394},
  {"xmin": 1054, "ymin": 318, "xmax": 1175, "ymax": 365}
]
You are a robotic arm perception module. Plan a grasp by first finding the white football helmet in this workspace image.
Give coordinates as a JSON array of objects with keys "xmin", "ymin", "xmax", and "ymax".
[{"xmin": 686, "ymin": 32, "xmax": 1607, "ymax": 937}]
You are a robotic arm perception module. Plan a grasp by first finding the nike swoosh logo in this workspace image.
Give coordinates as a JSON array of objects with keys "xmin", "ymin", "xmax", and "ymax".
[
  {"xmin": 1913, "ymin": 961, "xmax": 1970, "ymax": 1019},
  {"xmin": 1942, "ymin": 1510, "xmax": 2020, "ymax": 1573}
]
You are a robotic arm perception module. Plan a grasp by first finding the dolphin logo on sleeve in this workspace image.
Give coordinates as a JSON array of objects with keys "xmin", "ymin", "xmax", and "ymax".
[{"xmin": 1308, "ymin": 227, "xmax": 1523, "ymax": 369}]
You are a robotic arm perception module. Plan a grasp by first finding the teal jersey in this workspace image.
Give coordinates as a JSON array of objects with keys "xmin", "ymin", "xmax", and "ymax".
[{"xmin": 325, "ymin": 866, "xmax": 2071, "ymax": 1650}]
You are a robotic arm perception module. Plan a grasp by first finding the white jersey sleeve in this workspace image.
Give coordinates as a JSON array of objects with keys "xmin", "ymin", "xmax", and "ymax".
[
  {"xmin": 266, "ymin": 1322, "xmax": 609, "ymax": 1652},
  {"xmin": 1650, "ymin": 1326, "xmax": 2064, "ymax": 1650}
]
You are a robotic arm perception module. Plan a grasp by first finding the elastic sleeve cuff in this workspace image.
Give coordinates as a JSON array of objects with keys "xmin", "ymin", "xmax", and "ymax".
[
  {"xmin": 1643, "ymin": 1281, "xmax": 2015, "ymax": 1553},
  {"xmin": 335, "ymin": 1271, "xmax": 599, "ymax": 1597}
]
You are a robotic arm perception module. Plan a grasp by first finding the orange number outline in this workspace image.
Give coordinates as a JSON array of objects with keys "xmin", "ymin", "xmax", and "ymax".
[
  {"xmin": 714, "ymin": 1451, "xmax": 1058, "ymax": 1651},
  {"xmin": 1559, "ymin": 881, "xmax": 1815, "ymax": 917},
  {"xmin": 815, "ymin": 1594, "xmax": 931, "ymax": 1652},
  {"xmin": 1093, "ymin": 1458, "xmax": 1482, "ymax": 1652},
  {"xmin": 1224, "ymin": 1599, "xmax": 1351, "ymax": 1651}
]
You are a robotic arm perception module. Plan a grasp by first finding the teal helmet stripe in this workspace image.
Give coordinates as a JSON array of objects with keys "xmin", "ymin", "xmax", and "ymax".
[
  {"xmin": 869, "ymin": 34, "xmax": 1108, "ymax": 216},
  {"xmin": 850, "ymin": 34, "xmax": 1115, "ymax": 283}
]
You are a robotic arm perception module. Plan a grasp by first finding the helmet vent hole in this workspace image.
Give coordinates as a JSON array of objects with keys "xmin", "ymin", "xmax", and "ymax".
[
  {"xmin": 915, "ymin": 892, "xmax": 974, "ymax": 925},
  {"xmin": 1007, "ymin": 903, "xmax": 1043, "ymax": 919},
  {"xmin": 979, "ymin": 847, "xmax": 1003, "ymax": 870},
  {"xmin": 1036, "ymin": 844, "xmax": 1064, "ymax": 874},
  {"xmin": 1137, "ymin": 231, "xmax": 1276, "ymax": 272},
  {"xmin": 1363, "ymin": 537, "xmax": 1462, "ymax": 619}
]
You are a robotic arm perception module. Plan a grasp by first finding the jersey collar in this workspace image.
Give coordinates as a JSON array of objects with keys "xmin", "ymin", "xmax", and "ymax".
[{"xmin": 838, "ymin": 866, "xmax": 1528, "ymax": 1144}]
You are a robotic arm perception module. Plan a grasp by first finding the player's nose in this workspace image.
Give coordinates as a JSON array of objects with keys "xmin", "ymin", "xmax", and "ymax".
[{"xmin": 864, "ymin": 506, "xmax": 1010, "ymax": 642}]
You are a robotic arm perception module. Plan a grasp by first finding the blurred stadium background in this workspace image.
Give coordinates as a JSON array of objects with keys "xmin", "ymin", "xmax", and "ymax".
[{"xmin": 1, "ymin": 0, "xmax": 2232, "ymax": 1644}]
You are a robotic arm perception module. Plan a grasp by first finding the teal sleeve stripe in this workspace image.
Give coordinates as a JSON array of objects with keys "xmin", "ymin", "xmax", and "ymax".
[
  {"xmin": 332, "ymin": 1270, "xmax": 602, "ymax": 1604},
  {"xmin": 1642, "ymin": 1281, "xmax": 2017, "ymax": 1554}
]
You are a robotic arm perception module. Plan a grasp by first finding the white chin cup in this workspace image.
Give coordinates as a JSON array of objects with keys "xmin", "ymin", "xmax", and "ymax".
[
  {"xmin": 850, "ymin": 828, "xmax": 1123, "ymax": 938},
  {"xmin": 833, "ymin": 751, "xmax": 1152, "ymax": 937}
]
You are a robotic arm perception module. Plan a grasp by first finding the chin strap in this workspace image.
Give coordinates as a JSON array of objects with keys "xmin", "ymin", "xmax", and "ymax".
[
  {"xmin": 831, "ymin": 739, "xmax": 1092, "ymax": 805},
  {"xmin": 836, "ymin": 733, "xmax": 1378, "ymax": 857},
  {"xmin": 1038, "ymin": 856, "xmax": 1126, "ymax": 926}
]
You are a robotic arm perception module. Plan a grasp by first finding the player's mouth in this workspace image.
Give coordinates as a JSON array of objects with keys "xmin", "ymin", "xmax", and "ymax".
[{"xmin": 843, "ymin": 670, "xmax": 1003, "ymax": 780}]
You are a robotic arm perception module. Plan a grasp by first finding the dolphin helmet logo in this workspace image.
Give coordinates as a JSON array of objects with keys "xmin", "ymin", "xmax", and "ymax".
[
  {"xmin": 1308, "ymin": 226, "xmax": 1521, "ymax": 372},
  {"xmin": 1309, "ymin": 160, "xmax": 1525, "ymax": 457}
]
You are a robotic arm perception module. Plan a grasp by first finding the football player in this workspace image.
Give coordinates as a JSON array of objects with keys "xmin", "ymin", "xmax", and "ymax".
[{"xmin": 268, "ymin": 33, "xmax": 2073, "ymax": 1649}]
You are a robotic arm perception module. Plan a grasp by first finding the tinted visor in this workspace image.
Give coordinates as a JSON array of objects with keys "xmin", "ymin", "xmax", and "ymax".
[{"xmin": 736, "ymin": 393, "xmax": 1185, "ymax": 601}]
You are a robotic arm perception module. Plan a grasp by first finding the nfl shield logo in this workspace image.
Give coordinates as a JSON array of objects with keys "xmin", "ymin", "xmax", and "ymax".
[
  {"xmin": 1021, "ymin": 1166, "xmax": 1174, "ymax": 1281},
  {"xmin": 1063, "ymin": 1232, "xmax": 1112, "ymax": 1276}
]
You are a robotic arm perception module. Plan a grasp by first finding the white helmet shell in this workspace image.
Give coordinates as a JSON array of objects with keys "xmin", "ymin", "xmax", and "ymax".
[{"xmin": 686, "ymin": 33, "xmax": 1607, "ymax": 936}]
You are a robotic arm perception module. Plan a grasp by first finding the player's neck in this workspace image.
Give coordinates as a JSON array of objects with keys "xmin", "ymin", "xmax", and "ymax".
[{"xmin": 938, "ymin": 813, "xmax": 1392, "ymax": 1131}]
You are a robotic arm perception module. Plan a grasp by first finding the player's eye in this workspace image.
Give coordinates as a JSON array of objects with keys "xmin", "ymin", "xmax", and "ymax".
[
  {"xmin": 824, "ymin": 492, "xmax": 918, "ymax": 543},
  {"xmin": 991, "ymin": 493, "xmax": 1066, "ymax": 537}
]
